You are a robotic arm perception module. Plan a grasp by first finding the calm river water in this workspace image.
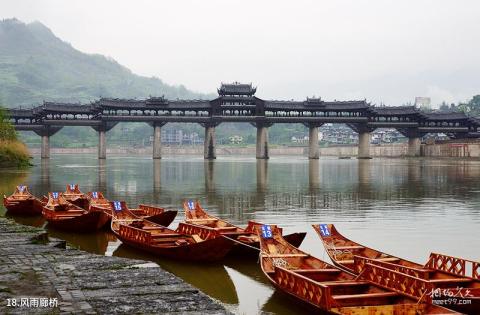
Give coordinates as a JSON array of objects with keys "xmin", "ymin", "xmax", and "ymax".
[{"xmin": 1, "ymin": 155, "xmax": 479, "ymax": 314}]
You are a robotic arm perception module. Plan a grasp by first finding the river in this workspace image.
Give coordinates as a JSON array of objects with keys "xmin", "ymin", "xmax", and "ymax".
[{"xmin": 1, "ymin": 155, "xmax": 479, "ymax": 314}]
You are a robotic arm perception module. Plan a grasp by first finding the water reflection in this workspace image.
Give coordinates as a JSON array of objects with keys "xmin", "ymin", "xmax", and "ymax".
[
  {"xmin": 113, "ymin": 244, "xmax": 239, "ymax": 306},
  {"xmin": 1, "ymin": 155, "xmax": 480, "ymax": 315}
]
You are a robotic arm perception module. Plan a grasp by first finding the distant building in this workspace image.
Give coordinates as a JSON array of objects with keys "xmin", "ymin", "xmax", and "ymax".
[
  {"xmin": 161, "ymin": 129, "xmax": 202, "ymax": 145},
  {"xmin": 415, "ymin": 97, "xmax": 431, "ymax": 109},
  {"xmin": 229, "ymin": 135, "xmax": 244, "ymax": 144}
]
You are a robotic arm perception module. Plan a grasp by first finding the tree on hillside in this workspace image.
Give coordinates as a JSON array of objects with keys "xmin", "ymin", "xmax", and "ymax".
[
  {"xmin": 0, "ymin": 106, "xmax": 17, "ymax": 141},
  {"xmin": 457, "ymin": 95, "xmax": 480, "ymax": 116}
]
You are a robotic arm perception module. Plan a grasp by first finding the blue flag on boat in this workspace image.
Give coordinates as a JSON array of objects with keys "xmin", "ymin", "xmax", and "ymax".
[
  {"xmin": 52, "ymin": 192, "xmax": 59, "ymax": 199},
  {"xmin": 187, "ymin": 200, "xmax": 195, "ymax": 210},
  {"xmin": 113, "ymin": 201, "xmax": 122, "ymax": 211},
  {"xmin": 92, "ymin": 192, "xmax": 98, "ymax": 199},
  {"xmin": 319, "ymin": 224, "xmax": 330, "ymax": 237},
  {"xmin": 70, "ymin": 184, "xmax": 75, "ymax": 190},
  {"xmin": 261, "ymin": 225, "xmax": 273, "ymax": 239}
]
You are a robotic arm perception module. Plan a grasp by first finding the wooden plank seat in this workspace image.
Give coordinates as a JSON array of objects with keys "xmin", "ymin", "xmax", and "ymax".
[
  {"xmin": 332, "ymin": 245, "xmax": 364, "ymax": 250},
  {"xmin": 264, "ymin": 253, "xmax": 309, "ymax": 258},
  {"xmin": 142, "ymin": 226, "xmax": 166, "ymax": 230},
  {"xmin": 321, "ymin": 281, "xmax": 370, "ymax": 286},
  {"xmin": 216, "ymin": 226, "xmax": 239, "ymax": 231},
  {"xmin": 428, "ymin": 278, "xmax": 472, "ymax": 284},
  {"xmin": 187, "ymin": 218, "xmax": 217, "ymax": 222},
  {"xmin": 151, "ymin": 233, "xmax": 182, "ymax": 238},
  {"xmin": 294, "ymin": 268, "xmax": 342, "ymax": 274},
  {"xmin": 337, "ymin": 260, "xmax": 355, "ymax": 264},
  {"xmin": 375, "ymin": 257, "xmax": 400, "ymax": 262},
  {"xmin": 333, "ymin": 292, "xmax": 399, "ymax": 301}
]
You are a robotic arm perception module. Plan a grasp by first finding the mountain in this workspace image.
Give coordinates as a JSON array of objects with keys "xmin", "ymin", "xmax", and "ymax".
[{"xmin": 0, "ymin": 18, "xmax": 208, "ymax": 107}]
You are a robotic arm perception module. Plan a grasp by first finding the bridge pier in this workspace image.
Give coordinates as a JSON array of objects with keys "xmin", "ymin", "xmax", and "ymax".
[
  {"xmin": 407, "ymin": 137, "xmax": 421, "ymax": 157},
  {"xmin": 256, "ymin": 125, "xmax": 269, "ymax": 159},
  {"xmin": 41, "ymin": 135, "xmax": 50, "ymax": 159},
  {"xmin": 308, "ymin": 125, "xmax": 320, "ymax": 159},
  {"xmin": 33, "ymin": 127, "xmax": 62, "ymax": 159},
  {"xmin": 153, "ymin": 123, "xmax": 163, "ymax": 159},
  {"xmin": 204, "ymin": 125, "xmax": 216, "ymax": 160},
  {"xmin": 98, "ymin": 130, "xmax": 106, "ymax": 159},
  {"xmin": 358, "ymin": 132, "xmax": 372, "ymax": 159}
]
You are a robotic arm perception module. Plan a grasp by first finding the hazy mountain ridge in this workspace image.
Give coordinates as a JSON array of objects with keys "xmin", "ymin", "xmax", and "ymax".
[{"xmin": 0, "ymin": 18, "xmax": 208, "ymax": 107}]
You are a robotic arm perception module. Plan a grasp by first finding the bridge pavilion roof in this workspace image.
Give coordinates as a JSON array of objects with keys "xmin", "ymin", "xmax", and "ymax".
[
  {"xmin": 264, "ymin": 100, "xmax": 369, "ymax": 111},
  {"xmin": 217, "ymin": 82, "xmax": 256, "ymax": 96},
  {"xmin": 369, "ymin": 106, "xmax": 419, "ymax": 116}
]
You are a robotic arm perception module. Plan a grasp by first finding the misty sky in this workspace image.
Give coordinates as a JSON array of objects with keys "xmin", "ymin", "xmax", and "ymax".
[{"xmin": 1, "ymin": 0, "xmax": 479, "ymax": 106}]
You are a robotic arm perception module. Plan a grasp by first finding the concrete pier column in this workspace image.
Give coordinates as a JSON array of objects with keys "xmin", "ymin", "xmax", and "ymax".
[
  {"xmin": 256, "ymin": 126, "xmax": 269, "ymax": 159},
  {"xmin": 41, "ymin": 135, "xmax": 50, "ymax": 159},
  {"xmin": 308, "ymin": 126, "xmax": 319, "ymax": 159},
  {"xmin": 407, "ymin": 137, "xmax": 421, "ymax": 157},
  {"xmin": 98, "ymin": 130, "xmax": 106, "ymax": 159},
  {"xmin": 357, "ymin": 132, "xmax": 371, "ymax": 159},
  {"xmin": 153, "ymin": 124, "xmax": 162, "ymax": 159},
  {"xmin": 204, "ymin": 125, "xmax": 216, "ymax": 159}
]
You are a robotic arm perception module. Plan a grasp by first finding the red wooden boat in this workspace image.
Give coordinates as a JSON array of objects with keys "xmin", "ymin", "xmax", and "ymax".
[
  {"xmin": 111, "ymin": 201, "xmax": 233, "ymax": 262},
  {"xmin": 314, "ymin": 224, "xmax": 480, "ymax": 313},
  {"xmin": 42, "ymin": 192, "xmax": 110, "ymax": 232},
  {"xmin": 183, "ymin": 200, "xmax": 306, "ymax": 254},
  {"xmin": 256, "ymin": 224, "xmax": 458, "ymax": 314},
  {"xmin": 63, "ymin": 184, "xmax": 89, "ymax": 209},
  {"xmin": 3, "ymin": 185, "xmax": 46, "ymax": 215},
  {"xmin": 89, "ymin": 194, "xmax": 177, "ymax": 227}
]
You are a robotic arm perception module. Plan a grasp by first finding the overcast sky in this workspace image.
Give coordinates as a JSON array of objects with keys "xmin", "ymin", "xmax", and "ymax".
[{"xmin": 1, "ymin": 0, "xmax": 479, "ymax": 106}]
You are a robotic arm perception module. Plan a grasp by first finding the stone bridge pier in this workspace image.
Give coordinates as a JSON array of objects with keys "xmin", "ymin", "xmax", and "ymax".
[
  {"xmin": 254, "ymin": 122, "xmax": 272, "ymax": 159},
  {"xmin": 33, "ymin": 127, "xmax": 63, "ymax": 159},
  {"xmin": 305, "ymin": 123, "xmax": 324, "ymax": 159},
  {"xmin": 150, "ymin": 122, "xmax": 166, "ymax": 159},
  {"xmin": 203, "ymin": 123, "xmax": 219, "ymax": 160},
  {"xmin": 92, "ymin": 123, "xmax": 117, "ymax": 159},
  {"xmin": 348, "ymin": 123, "xmax": 374, "ymax": 159}
]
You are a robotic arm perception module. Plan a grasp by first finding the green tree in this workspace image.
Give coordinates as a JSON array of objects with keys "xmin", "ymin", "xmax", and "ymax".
[{"xmin": 0, "ymin": 106, "xmax": 17, "ymax": 141}]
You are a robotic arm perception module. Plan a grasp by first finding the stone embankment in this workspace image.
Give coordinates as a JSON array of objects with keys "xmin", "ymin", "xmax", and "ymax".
[
  {"xmin": 28, "ymin": 141, "xmax": 480, "ymax": 158},
  {"xmin": 0, "ymin": 218, "xmax": 230, "ymax": 314}
]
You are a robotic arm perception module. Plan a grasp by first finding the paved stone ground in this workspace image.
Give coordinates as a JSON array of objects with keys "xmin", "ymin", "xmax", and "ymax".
[{"xmin": 0, "ymin": 218, "xmax": 231, "ymax": 314}]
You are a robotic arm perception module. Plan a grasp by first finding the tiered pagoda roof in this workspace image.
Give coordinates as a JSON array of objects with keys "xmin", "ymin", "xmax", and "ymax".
[{"xmin": 217, "ymin": 82, "xmax": 256, "ymax": 96}]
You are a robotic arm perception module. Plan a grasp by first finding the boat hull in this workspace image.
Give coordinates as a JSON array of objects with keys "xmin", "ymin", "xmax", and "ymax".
[
  {"xmin": 117, "ymin": 234, "xmax": 233, "ymax": 262},
  {"xmin": 45, "ymin": 211, "xmax": 110, "ymax": 232},
  {"xmin": 3, "ymin": 197, "xmax": 44, "ymax": 216}
]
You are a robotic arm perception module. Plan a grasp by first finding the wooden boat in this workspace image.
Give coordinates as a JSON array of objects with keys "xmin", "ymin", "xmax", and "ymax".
[
  {"xmin": 3, "ymin": 185, "xmax": 46, "ymax": 215},
  {"xmin": 89, "ymin": 194, "xmax": 177, "ymax": 227},
  {"xmin": 256, "ymin": 224, "xmax": 458, "ymax": 314},
  {"xmin": 42, "ymin": 192, "xmax": 110, "ymax": 232},
  {"xmin": 183, "ymin": 200, "xmax": 306, "ymax": 254},
  {"xmin": 111, "ymin": 201, "xmax": 233, "ymax": 262},
  {"xmin": 314, "ymin": 224, "xmax": 480, "ymax": 313},
  {"xmin": 63, "ymin": 184, "xmax": 89, "ymax": 209}
]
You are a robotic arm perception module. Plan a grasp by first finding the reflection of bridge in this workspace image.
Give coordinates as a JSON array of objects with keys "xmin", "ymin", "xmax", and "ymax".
[{"xmin": 7, "ymin": 83, "xmax": 480, "ymax": 159}]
